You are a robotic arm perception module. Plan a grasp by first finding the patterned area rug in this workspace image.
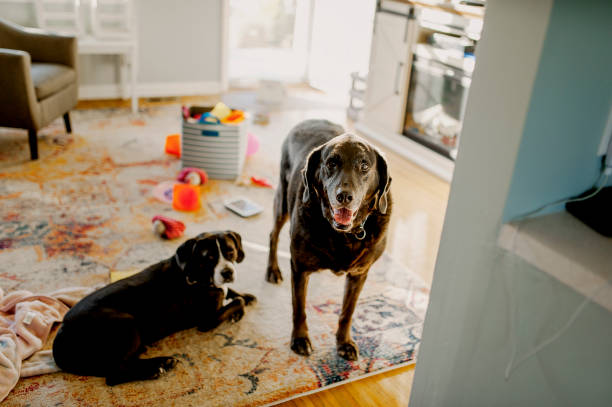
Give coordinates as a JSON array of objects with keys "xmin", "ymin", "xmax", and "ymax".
[{"xmin": 0, "ymin": 104, "xmax": 428, "ymax": 406}]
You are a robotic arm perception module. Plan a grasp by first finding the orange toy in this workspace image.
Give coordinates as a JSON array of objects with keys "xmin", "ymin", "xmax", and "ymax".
[
  {"xmin": 165, "ymin": 134, "xmax": 181, "ymax": 157},
  {"xmin": 172, "ymin": 183, "xmax": 200, "ymax": 211},
  {"xmin": 221, "ymin": 110, "xmax": 245, "ymax": 124}
]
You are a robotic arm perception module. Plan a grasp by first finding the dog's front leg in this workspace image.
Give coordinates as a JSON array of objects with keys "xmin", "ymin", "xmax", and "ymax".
[
  {"xmin": 198, "ymin": 297, "xmax": 246, "ymax": 332},
  {"xmin": 336, "ymin": 271, "xmax": 368, "ymax": 361},
  {"xmin": 226, "ymin": 288, "xmax": 257, "ymax": 306},
  {"xmin": 290, "ymin": 263, "xmax": 312, "ymax": 356},
  {"xmin": 218, "ymin": 297, "xmax": 246, "ymax": 323}
]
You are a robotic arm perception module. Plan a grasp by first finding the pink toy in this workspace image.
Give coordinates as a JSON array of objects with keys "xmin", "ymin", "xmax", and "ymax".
[
  {"xmin": 246, "ymin": 132, "xmax": 260, "ymax": 157},
  {"xmin": 177, "ymin": 167, "xmax": 208, "ymax": 185},
  {"xmin": 152, "ymin": 181, "xmax": 176, "ymax": 204}
]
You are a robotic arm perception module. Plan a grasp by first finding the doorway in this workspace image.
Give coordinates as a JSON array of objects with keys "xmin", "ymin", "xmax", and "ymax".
[{"xmin": 228, "ymin": 0, "xmax": 312, "ymax": 83}]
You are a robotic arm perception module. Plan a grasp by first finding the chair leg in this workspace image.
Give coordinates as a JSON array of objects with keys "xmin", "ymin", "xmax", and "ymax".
[
  {"xmin": 63, "ymin": 112, "xmax": 72, "ymax": 134},
  {"xmin": 28, "ymin": 129, "xmax": 38, "ymax": 160}
]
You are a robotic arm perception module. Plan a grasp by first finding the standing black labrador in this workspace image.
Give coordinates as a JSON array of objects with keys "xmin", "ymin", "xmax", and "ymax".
[
  {"xmin": 53, "ymin": 231, "xmax": 256, "ymax": 385},
  {"xmin": 266, "ymin": 119, "xmax": 392, "ymax": 360}
]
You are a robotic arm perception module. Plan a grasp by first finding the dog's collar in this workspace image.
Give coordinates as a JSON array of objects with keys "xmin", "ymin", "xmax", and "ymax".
[{"xmin": 352, "ymin": 214, "xmax": 369, "ymax": 240}]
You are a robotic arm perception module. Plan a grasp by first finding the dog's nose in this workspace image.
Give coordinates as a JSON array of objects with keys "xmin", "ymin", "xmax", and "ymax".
[
  {"xmin": 221, "ymin": 268, "xmax": 234, "ymax": 282},
  {"xmin": 336, "ymin": 191, "xmax": 353, "ymax": 204}
]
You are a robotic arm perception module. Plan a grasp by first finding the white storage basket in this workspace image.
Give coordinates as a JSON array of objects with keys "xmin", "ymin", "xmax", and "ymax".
[{"xmin": 181, "ymin": 106, "xmax": 247, "ymax": 180}]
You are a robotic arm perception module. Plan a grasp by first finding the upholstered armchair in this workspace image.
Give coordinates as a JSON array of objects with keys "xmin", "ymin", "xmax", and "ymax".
[{"xmin": 0, "ymin": 18, "xmax": 78, "ymax": 160}]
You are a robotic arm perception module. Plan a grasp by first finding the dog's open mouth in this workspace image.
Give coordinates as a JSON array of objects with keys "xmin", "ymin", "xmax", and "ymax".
[{"xmin": 333, "ymin": 208, "xmax": 353, "ymax": 228}]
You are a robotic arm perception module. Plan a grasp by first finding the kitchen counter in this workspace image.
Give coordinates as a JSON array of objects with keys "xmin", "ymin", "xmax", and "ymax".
[{"xmin": 383, "ymin": 0, "xmax": 485, "ymax": 19}]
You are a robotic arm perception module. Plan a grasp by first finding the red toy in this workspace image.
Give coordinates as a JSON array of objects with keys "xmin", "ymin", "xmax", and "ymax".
[
  {"xmin": 151, "ymin": 215, "xmax": 185, "ymax": 239},
  {"xmin": 251, "ymin": 176, "xmax": 274, "ymax": 188},
  {"xmin": 177, "ymin": 167, "xmax": 208, "ymax": 185}
]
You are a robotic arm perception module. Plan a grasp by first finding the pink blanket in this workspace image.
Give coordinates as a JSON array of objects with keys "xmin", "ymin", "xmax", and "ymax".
[{"xmin": 0, "ymin": 286, "xmax": 94, "ymax": 402}]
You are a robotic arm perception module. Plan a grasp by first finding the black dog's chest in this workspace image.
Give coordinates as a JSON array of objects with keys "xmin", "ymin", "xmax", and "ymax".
[{"xmin": 139, "ymin": 288, "xmax": 222, "ymax": 342}]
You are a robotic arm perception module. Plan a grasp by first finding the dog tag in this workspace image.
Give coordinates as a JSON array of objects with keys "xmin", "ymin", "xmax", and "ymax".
[{"xmin": 23, "ymin": 311, "xmax": 36, "ymax": 325}]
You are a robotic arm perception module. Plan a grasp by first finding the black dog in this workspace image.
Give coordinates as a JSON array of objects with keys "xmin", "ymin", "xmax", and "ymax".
[
  {"xmin": 266, "ymin": 119, "xmax": 392, "ymax": 361},
  {"xmin": 53, "ymin": 231, "xmax": 256, "ymax": 385}
]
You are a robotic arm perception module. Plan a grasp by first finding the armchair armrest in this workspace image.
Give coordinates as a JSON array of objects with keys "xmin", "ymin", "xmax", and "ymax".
[
  {"xmin": 0, "ymin": 49, "xmax": 41, "ymax": 129},
  {"xmin": 0, "ymin": 18, "xmax": 77, "ymax": 69}
]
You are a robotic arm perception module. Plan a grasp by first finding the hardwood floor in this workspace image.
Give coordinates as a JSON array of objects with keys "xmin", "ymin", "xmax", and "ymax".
[
  {"xmin": 278, "ymin": 365, "xmax": 415, "ymax": 407},
  {"xmin": 75, "ymin": 93, "xmax": 450, "ymax": 406}
]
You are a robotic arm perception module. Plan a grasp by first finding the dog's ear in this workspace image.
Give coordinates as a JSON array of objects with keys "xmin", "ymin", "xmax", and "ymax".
[
  {"xmin": 175, "ymin": 238, "xmax": 196, "ymax": 270},
  {"xmin": 302, "ymin": 146, "xmax": 323, "ymax": 204},
  {"xmin": 225, "ymin": 230, "xmax": 245, "ymax": 263},
  {"xmin": 374, "ymin": 149, "xmax": 392, "ymax": 214}
]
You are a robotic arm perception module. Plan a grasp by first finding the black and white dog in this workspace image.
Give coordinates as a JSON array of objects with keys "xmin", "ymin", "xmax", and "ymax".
[{"xmin": 53, "ymin": 231, "xmax": 256, "ymax": 385}]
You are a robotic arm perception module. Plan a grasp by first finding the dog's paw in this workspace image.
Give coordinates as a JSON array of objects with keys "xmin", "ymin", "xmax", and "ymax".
[
  {"xmin": 290, "ymin": 336, "xmax": 313, "ymax": 356},
  {"xmin": 266, "ymin": 266, "xmax": 283, "ymax": 284},
  {"xmin": 242, "ymin": 293, "xmax": 257, "ymax": 306},
  {"xmin": 158, "ymin": 356, "xmax": 179, "ymax": 372},
  {"xmin": 230, "ymin": 307, "xmax": 245, "ymax": 323},
  {"xmin": 105, "ymin": 357, "xmax": 179, "ymax": 386},
  {"xmin": 152, "ymin": 356, "xmax": 179, "ymax": 378},
  {"xmin": 337, "ymin": 340, "xmax": 359, "ymax": 361}
]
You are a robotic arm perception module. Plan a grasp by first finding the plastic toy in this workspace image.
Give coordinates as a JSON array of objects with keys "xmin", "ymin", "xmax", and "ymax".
[
  {"xmin": 246, "ymin": 132, "xmax": 260, "ymax": 157},
  {"xmin": 210, "ymin": 102, "xmax": 232, "ymax": 120},
  {"xmin": 251, "ymin": 176, "xmax": 273, "ymax": 188},
  {"xmin": 152, "ymin": 181, "xmax": 176, "ymax": 204},
  {"xmin": 110, "ymin": 269, "xmax": 139, "ymax": 283},
  {"xmin": 165, "ymin": 134, "xmax": 181, "ymax": 157},
  {"xmin": 177, "ymin": 167, "xmax": 208, "ymax": 185},
  {"xmin": 182, "ymin": 105, "xmax": 190, "ymax": 120},
  {"xmin": 199, "ymin": 112, "xmax": 221, "ymax": 124},
  {"xmin": 172, "ymin": 183, "xmax": 201, "ymax": 211},
  {"xmin": 221, "ymin": 110, "xmax": 245, "ymax": 124},
  {"xmin": 152, "ymin": 215, "xmax": 186, "ymax": 239}
]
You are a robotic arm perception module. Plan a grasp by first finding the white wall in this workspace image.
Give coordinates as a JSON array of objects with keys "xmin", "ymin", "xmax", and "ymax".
[
  {"xmin": 410, "ymin": 0, "xmax": 612, "ymax": 406},
  {"xmin": 0, "ymin": 0, "xmax": 224, "ymax": 98},
  {"xmin": 409, "ymin": 0, "xmax": 553, "ymax": 404}
]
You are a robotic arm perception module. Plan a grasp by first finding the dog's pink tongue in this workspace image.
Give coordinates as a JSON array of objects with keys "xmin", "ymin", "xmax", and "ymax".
[{"xmin": 334, "ymin": 208, "xmax": 353, "ymax": 225}]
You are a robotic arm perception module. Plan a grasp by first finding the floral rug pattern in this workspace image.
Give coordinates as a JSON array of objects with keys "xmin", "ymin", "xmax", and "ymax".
[{"xmin": 0, "ymin": 105, "xmax": 428, "ymax": 406}]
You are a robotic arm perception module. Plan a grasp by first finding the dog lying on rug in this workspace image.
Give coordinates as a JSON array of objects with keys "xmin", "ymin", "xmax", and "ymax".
[
  {"xmin": 53, "ymin": 231, "xmax": 256, "ymax": 385},
  {"xmin": 266, "ymin": 119, "xmax": 392, "ymax": 361}
]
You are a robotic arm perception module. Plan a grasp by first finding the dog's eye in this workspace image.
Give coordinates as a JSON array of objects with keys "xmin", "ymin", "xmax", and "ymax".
[
  {"xmin": 360, "ymin": 161, "xmax": 370, "ymax": 172},
  {"xmin": 326, "ymin": 160, "xmax": 337, "ymax": 169}
]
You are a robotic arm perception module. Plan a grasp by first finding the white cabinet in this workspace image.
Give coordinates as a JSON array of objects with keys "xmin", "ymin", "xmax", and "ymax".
[{"xmin": 362, "ymin": 3, "xmax": 417, "ymax": 134}]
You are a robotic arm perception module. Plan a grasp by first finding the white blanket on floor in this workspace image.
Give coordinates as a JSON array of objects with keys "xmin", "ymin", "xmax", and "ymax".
[{"xmin": 0, "ymin": 286, "xmax": 94, "ymax": 402}]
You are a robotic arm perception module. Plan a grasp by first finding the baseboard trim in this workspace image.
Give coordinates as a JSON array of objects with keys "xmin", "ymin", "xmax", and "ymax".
[
  {"xmin": 78, "ymin": 81, "xmax": 222, "ymax": 100},
  {"xmin": 79, "ymin": 84, "xmax": 123, "ymax": 100},
  {"xmin": 355, "ymin": 121, "xmax": 455, "ymax": 182}
]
